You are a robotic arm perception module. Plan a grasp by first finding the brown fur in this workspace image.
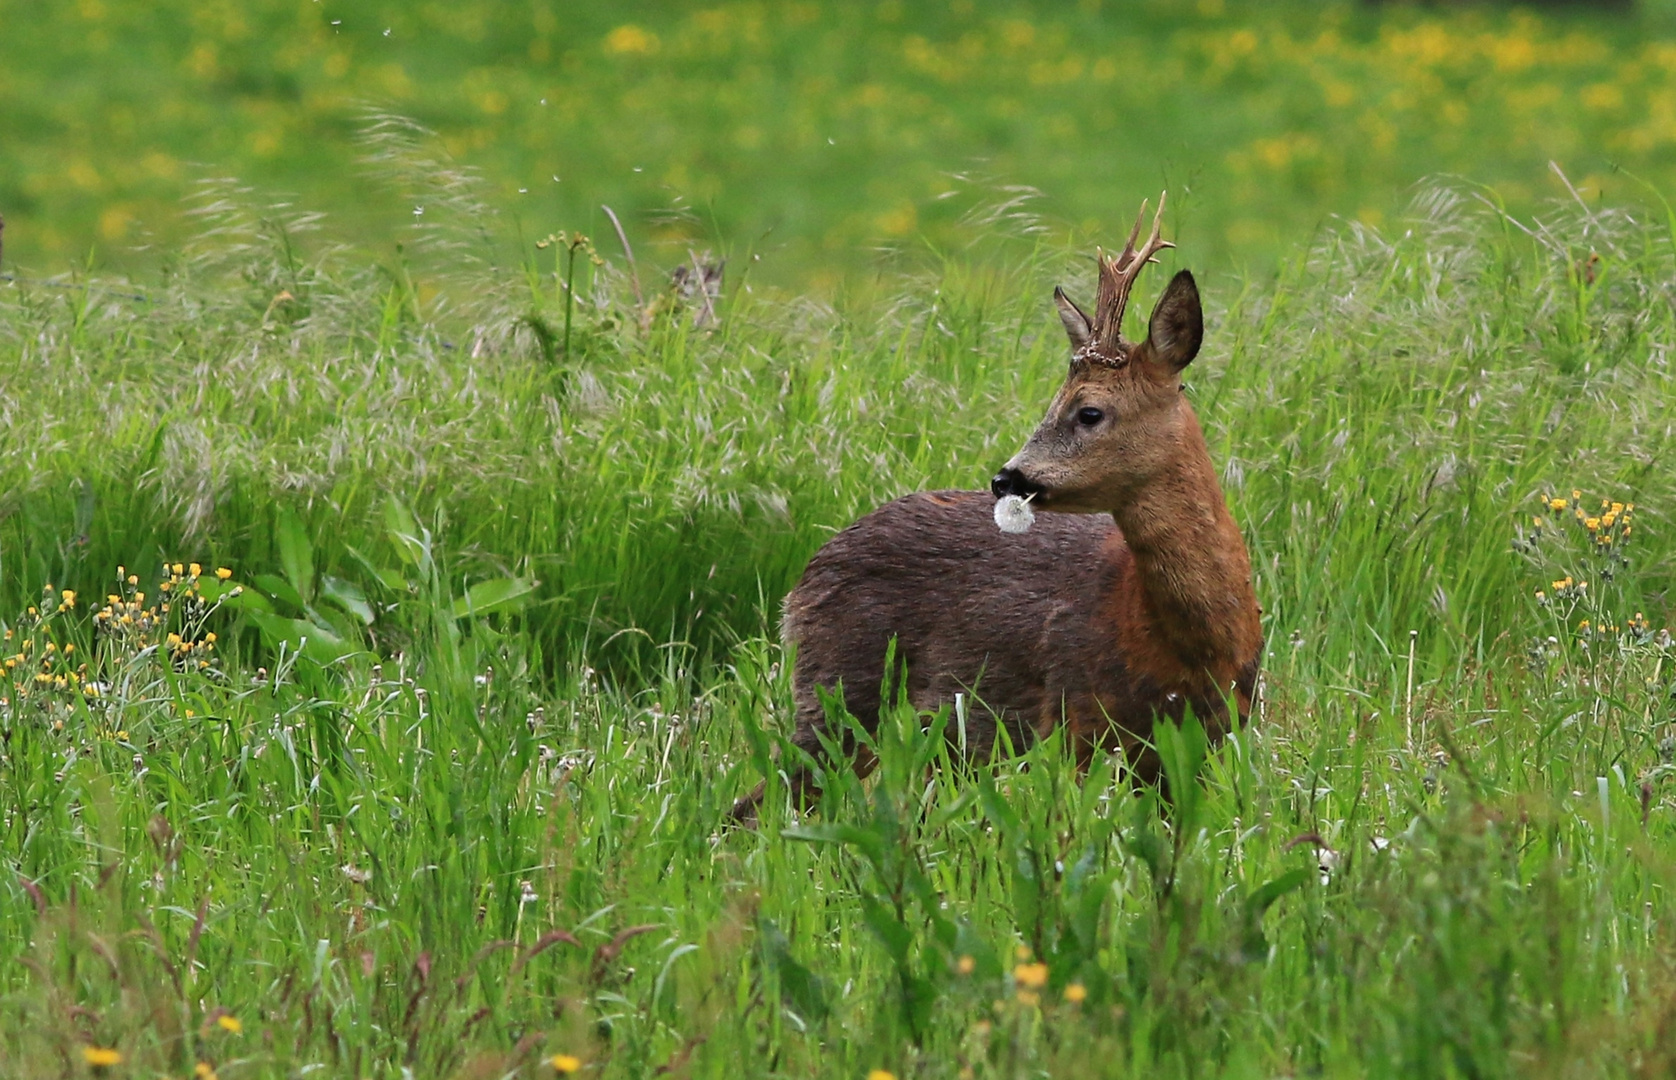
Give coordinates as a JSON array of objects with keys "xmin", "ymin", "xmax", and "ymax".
[{"xmin": 730, "ymin": 208, "xmax": 1261, "ymax": 822}]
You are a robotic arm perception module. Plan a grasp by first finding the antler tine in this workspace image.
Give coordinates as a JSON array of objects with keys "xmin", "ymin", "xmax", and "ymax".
[
  {"xmin": 1093, "ymin": 191, "xmax": 1174, "ymax": 352},
  {"xmin": 1114, "ymin": 191, "xmax": 1173, "ymax": 277}
]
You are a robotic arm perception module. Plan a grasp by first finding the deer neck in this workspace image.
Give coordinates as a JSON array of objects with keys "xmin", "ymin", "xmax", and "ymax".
[{"xmin": 1105, "ymin": 413, "xmax": 1257, "ymax": 676}]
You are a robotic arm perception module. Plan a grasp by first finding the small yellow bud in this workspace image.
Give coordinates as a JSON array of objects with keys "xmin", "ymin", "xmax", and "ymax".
[
  {"xmin": 1063, "ymin": 982, "xmax": 1088, "ymax": 1004},
  {"xmin": 956, "ymin": 955, "xmax": 976, "ymax": 975},
  {"xmin": 83, "ymin": 1047, "xmax": 123, "ymax": 1067},
  {"xmin": 190, "ymin": 563, "xmax": 203, "ymax": 577},
  {"xmin": 1013, "ymin": 961, "xmax": 1049, "ymax": 989},
  {"xmin": 216, "ymin": 567, "xmax": 232, "ymax": 580},
  {"xmin": 216, "ymin": 1014, "xmax": 242, "ymax": 1033},
  {"xmin": 551, "ymin": 1055, "xmax": 583, "ymax": 1074}
]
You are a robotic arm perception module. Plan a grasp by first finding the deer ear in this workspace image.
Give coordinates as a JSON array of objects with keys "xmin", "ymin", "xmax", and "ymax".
[
  {"xmin": 1054, "ymin": 286, "xmax": 1093, "ymax": 351},
  {"xmin": 1144, "ymin": 270, "xmax": 1203, "ymax": 371}
]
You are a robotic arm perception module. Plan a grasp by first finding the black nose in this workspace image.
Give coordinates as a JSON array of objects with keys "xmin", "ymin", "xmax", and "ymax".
[{"xmin": 991, "ymin": 467, "xmax": 1044, "ymax": 500}]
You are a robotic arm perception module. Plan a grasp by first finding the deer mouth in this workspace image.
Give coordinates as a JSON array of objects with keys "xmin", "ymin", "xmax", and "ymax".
[{"xmin": 990, "ymin": 467, "xmax": 1046, "ymax": 502}]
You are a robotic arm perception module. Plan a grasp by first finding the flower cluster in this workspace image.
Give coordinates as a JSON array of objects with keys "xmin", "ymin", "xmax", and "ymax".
[
  {"xmin": 1519, "ymin": 491, "xmax": 1672, "ymax": 674},
  {"xmin": 3, "ymin": 584, "xmax": 94, "ymax": 710},
  {"xmin": 1, "ymin": 561, "xmax": 239, "ymax": 733}
]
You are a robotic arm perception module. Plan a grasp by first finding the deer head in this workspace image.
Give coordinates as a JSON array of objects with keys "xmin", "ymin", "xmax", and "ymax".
[{"xmin": 991, "ymin": 193, "xmax": 1205, "ymax": 513}]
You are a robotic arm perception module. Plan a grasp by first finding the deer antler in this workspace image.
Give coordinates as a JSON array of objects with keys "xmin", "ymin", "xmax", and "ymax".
[{"xmin": 1091, "ymin": 192, "xmax": 1173, "ymax": 356}]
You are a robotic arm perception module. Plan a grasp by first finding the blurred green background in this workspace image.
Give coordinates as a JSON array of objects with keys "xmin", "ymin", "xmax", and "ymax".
[{"xmin": 7, "ymin": 0, "xmax": 1676, "ymax": 287}]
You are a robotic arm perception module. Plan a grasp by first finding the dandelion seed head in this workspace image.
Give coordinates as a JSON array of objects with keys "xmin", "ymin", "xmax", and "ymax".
[{"xmin": 994, "ymin": 494, "xmax": 1035, "ymax": 534}]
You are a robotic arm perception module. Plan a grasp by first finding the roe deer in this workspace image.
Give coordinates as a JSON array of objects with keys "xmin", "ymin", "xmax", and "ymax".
[{"xmin": 731, "ymin": 195, "xmax": 1262, "ymax": 822}]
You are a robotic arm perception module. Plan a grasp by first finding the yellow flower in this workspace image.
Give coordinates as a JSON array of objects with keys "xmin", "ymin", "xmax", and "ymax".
[
  {"xmin": 1585, "ymin": 517, "xmax": 1601, "ymax": 531},
  {"xmin": 1013, "ymin": 961, "xmax": 1049, "ymax": 988},
  {"xmin": 172, "ymin": 563, "xmax": 184, "ymax": 576},
  {"xmin": 1548, "ymin": 497, "xmax": 1567, "ymax": 511},
  {"xmin": 190, "ymin": 563, "xmax": 202, "ymax": 577},
  {"xmin": 867, "ymin": 1071, "xmax": 897, "ymax": 1080},
  {"xmin": 956, "ymin": 955, "xmax": 976, "ymax": 975},
  {"xmin": 551, "ymin": 1055, "xmax": 583, "ymax": 1074},
  {"xmin": 1063, "ymin": 982, "xmax": 1088, "ymax": 1003},
  {"xmin": 83, "ymin": 1046, "xmax": 122, "ymax": 1066},
  {"xmin": 604, "ymin": 24, "xmax": 658, "ymax": 54},
  {"xmin": 61, "ymin": 590, "xmax": 76, "ymax": 607},
  {"xmin": 195, "ymin": 1063, "xmax": 220, "ymax": 1080},
  {"xmin": 215, "ymin": 568, "xmax": 232, "ymax": 580},
  {"xmin": 216, "ymin": 1014, "xmax": 242, "ymax": 1033}
]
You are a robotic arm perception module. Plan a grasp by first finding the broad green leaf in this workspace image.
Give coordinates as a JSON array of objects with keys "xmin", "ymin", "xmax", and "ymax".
[
  {"xmin": 275, "ymin": 505, "xmax": 314, "ymax": 603},
  {"xmin": 450, "ymin": 576, "xmax": 538, "ymax": 619},
  {"xmin": 343, "ymin": 544, "xmax": 407, "ymax": 594},
  {"xmin": 384, "ymin": 496, "xmax": 429, "ymax": 570},
  {"xmin": 780, "ymin": 822, "xmax": 886, "ymax": 865},
  {"xmin": 1241, "ymin": 867, "xmax": 1312, "ymax": 962},
  {"xmin": 251, "ymin": 573, "xmax": 305, "ymax": 614},
  {"xmin": 320, "ymin": 575, "xmax": 375, "ymax": 625},
  {"xmin": 218, "ymin": 586, "xmax": 273, "ymax": 614},
  {"xmin": 245, "ymin": 610, "xmax": 358, "ymax": 664}
]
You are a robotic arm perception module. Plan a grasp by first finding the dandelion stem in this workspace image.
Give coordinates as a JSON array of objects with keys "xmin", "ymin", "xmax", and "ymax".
[
  {"xmin": 562, "ymin": 240, "xmax": 578, "ymax": 363},
  {"xmin": 1405, "ymin": 629, "xmax": 1418, "ymax": 754},
  {"xmin": 600, "ymin": 205, "xmax": 644, "ymax": 313}
]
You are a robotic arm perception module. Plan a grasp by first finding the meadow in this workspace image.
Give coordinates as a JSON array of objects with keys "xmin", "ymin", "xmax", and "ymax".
[
  {"xmin": 8, "ymin": 1, "xmax": 1676, "ymax": 1078},
  {"xmin": 10, "ymin": 0, "xmax": 1676, "ymax": 284},
  {"xmin": 5, "ymin": 168, "xmax": 1676, "ymax": 1076}
]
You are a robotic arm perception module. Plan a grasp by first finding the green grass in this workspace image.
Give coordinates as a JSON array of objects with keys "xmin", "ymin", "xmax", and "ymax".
[
  {"xmin": 3, "ymin": 177, "xmax": 1676, "ymax": 1077},
  {"xmin": 11, "ymin": 0, "xmax": 1676, "ymax": 286}
]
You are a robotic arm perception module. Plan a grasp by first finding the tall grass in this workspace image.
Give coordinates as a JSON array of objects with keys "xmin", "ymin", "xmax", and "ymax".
[{"xmin": 3, "ymin": 180, "xmax": 1676, "ymax": 1076}]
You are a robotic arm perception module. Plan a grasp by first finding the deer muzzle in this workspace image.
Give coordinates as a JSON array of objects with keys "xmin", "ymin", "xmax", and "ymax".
[{"xmin": 990, "ymin": 467, "xmax": 1045, "ymax": 501}]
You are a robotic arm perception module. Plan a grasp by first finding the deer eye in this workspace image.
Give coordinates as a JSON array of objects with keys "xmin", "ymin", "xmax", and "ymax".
[{"xmin": 1076, "ymin": 406, "xmax": 1104, "ymax": 427}]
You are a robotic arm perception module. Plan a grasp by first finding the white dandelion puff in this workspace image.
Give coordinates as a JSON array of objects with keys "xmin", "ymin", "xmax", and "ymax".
[{"xmin": 994, "ymin": 493, "xmax": 1036, "ymax": 534}]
